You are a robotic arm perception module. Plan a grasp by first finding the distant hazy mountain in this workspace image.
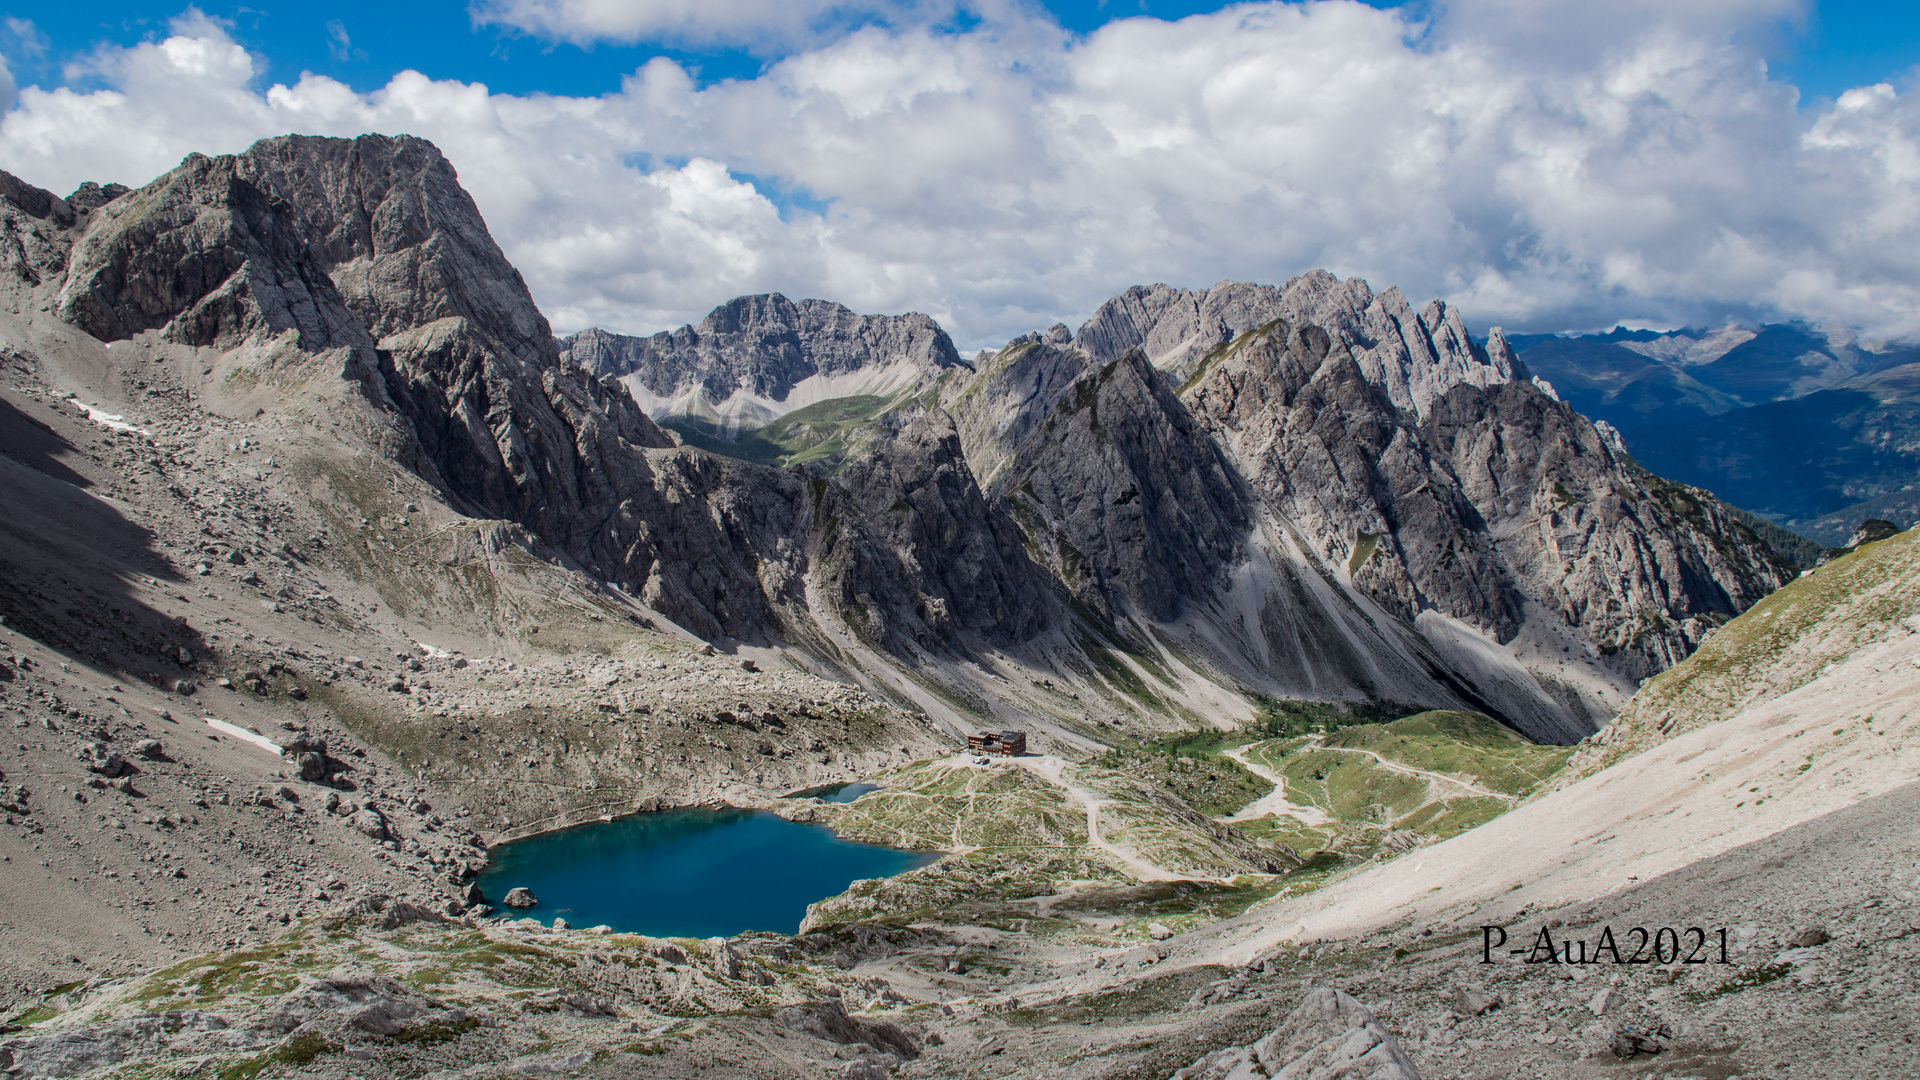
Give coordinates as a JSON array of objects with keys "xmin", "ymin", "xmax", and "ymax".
[
  {"xmin": 1513, "ymin": 323, "xmax": 1918, "ymax": 433},
  {"xmin": 1513, "ymin": 325, "xmax": 1920, "ymax": 546},
  {"xmin": 1626, "ymin": 362, "xmax": 1920, "ymax": 546}
]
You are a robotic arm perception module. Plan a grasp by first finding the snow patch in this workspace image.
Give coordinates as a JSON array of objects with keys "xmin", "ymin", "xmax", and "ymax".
[
  {"xmin": 67, "ymin": 396, "xmax": 151, "ymax": 438},
  {"xmin": 204, "ymin": 716, "xmax": 283, "ymax": 756}
]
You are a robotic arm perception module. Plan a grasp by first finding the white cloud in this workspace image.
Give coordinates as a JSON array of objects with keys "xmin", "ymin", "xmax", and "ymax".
[
  {"xmin": 4, "ymin": 0, "xmax": 1920, "ymax": 347},
  {"xmin": 469, "ymin": 0, "xmax": 979, "ymax": 53}
]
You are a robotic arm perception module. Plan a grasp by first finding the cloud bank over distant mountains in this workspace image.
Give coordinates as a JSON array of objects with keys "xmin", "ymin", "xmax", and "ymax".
[{"xmin": 2, "ymin": 0, "xmax": 1918, "ymax": 348}]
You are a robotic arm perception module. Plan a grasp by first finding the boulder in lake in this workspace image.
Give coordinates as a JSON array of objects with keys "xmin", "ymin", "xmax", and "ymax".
[{"xmin": 503, "ymin": 887, "xmax": 538, "ymax": 908}]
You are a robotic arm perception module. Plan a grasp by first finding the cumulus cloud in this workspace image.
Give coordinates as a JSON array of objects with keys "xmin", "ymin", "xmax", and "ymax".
[{"xmin": 3, "ymin": 0, "xmax": 1920, "ymax": 347}]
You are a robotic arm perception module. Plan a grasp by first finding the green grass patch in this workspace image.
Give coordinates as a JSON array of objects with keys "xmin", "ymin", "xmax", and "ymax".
[
  {"xmin": 1321, "ymin": 711, "xmax": 1572, "ymax": 796},
  {"xmin": 1089, "ymin": 744, "xmax": 1268, "ymax": 816}
]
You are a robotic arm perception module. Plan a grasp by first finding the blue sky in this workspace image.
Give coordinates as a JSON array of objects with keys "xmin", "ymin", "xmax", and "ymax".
[
  {"xmin": 12, "ymin": 1, "xmax": 1912, "ymax": 102},
  {"xmin": 5, "ymin": 2, "xmax": 1920, "ymax": 345}
]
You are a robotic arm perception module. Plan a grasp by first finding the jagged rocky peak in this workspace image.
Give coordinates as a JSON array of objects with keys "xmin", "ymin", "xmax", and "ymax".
[
  {"xmin": 56, "ymin": 134, "xmax": 559, "ymax": 363},
  {"xmin": 1069, "ymin": 271, "xmax": 1523, "ymax": 418},
  {"xmin": 560, "ymin": 293, "xmax": 964, "ymax": 431}
]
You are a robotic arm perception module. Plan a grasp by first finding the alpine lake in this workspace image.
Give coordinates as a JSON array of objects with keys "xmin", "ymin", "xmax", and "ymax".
[{"xmin": 473, "ymin": 783, "xmax": 928, "ymax": 937}]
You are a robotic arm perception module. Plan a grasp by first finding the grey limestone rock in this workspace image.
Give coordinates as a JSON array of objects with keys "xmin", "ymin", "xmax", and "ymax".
[
  {"xmin": 1173, "ymin": 987, "xmax": 1421, "ymax": 1080},
  {"xmin": 350, "ymin": 806, "xmax": 391, "ymax": 841},
  {"xmin": 1070, "ymin": 271, "xmax": 1519, "ymax": 419},
  {"xmin": 1002, "ymin": 348, "xmax": 1250, "ymax": 624},
  {"xmin": 80, "ymin": 743, "xmax": 129, "ymax": 778},
  {"xmin": 0, "ymin": 1010, "xmax": 229, "ymax": 1080},
  {"xmin": 502, "ymin": 886, "xmax": 538, "ymax": 908},
  {"xmin": 939, "ymin": 337, "xmax": 1092, "ymax": 493},
  {"xmin": 817, "ymin": 409, "xmax": 1050, "ymax": 652},
  {"xmin": 258, "ymin": 973, "xmax": 467, "ymax": 1039},
  {"xmin": 9, "ymin": 133, "xmax": 1795, "ymax": 737},
  {"xmin": 1423, "ymin": 378, "xmax": 1792, "ymax": 680}
]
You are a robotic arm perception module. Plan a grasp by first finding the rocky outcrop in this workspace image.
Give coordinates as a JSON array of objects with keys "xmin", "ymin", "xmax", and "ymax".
[
  {"xmin": 941, "ymin": 336, "xmax": 1091, "ymax": 490},
  {"xmin": 0, "ymin": 172, "xmax": 78, "ymax": 290},
  {"xmin": 1424, "ymin": 379, "xmax": 1794, "ymax": 679},
  {"xmin": 1175, "ymin": 316, "xmax": 1791, "ymax": 725},
  {"xmin": 1186, "ymin": 319, "xmax": 1524, "ymax": 643},
  {"xmin": 35, "ymin": 136, "xmax": 832, "ymax": 641},
  {"xmin": 561, "ymin": 294, "xmax": 961, "ymax": 417},
  {"xmin": 13, "ymin": 133, "xmax": 1793, "ymax": 740}
]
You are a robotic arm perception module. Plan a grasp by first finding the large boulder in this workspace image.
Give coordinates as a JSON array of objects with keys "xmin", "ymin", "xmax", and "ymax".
[
  {"xmin": 350, "ymin": 807, "xmax": 391, "ymax": 841},
  {"xmin": 1173, "ymin": 987, "xmax": 1421, "ymax": 1080},
  {"xmin": 79, "ymin": 743, "xmax": 128, "ymax": 778},
  {"xmin": 502, "ymin": 887, "xmax": 538, "ymax": 908}
]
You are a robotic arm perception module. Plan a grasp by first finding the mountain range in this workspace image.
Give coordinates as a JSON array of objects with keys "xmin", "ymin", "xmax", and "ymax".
[{"xmin": 1, "ymin": 132, "xmax": 1915, "ymax": 1080}]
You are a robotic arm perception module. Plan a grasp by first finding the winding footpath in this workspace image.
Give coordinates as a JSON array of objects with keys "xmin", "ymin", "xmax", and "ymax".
[
  {"xmin": 1013, "ymin": 756, "xmax": 1184, "ymax": 882},
  {"xmin": 1307, "ymin": 743, "xmax": 1516, "ymax": 802},
  {"xmin": 1220, "ymin": 745, "xmax": 1333, "ymax": 825}
]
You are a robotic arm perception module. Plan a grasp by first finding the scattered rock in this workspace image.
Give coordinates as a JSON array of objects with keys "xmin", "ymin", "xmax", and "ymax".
[
  {"xmin": 1148, "ymin": 922, "xmax": 1175, "ymax": 941},
  {"xmin": 503, "ymin": 887, "xmax": 539, "ymax": 908},
  {"xmin": 1587, "ymin": 986, "xmax": 1621, "ymax": 1016},
  {"xmin": 0, "ymin": 1011, "xmax": 228, "ymax": 1077},
  {"xmin": 1790, "ymin": 925, "xmax": 1830, "ymax": 947},
  {"xmin": 258, "ymin": 973, "xmax": 467, "ymax": 1039},
  {"xmin": 1607, "ymin": 1019, "xmax": 1673, "ymax": 1059},
  {"xmin": 350, "ymin": 807, "xmax": 391, "ymax": 841},
  {"xmin": 130, "ymin": 739, "xmax": 165, "ymax": 760}
]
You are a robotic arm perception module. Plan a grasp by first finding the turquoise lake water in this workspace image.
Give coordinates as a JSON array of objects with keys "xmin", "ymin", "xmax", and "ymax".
[{"xmin": 474, "ymin": 805, "xmax": 932, "ymax": 937}]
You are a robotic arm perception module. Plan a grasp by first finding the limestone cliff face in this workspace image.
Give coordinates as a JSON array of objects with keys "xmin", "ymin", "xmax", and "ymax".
[
  {"xmin": 1182, "ymin": 321, "xmax": 1525, "ymax": 644},
  {"xmin": 939, "ymin": 336, "xmax": 1090, "ymax": 491},
  {"xmin": 1001, "ymin": 350, "xmax": 1251, "ymax": 624},
  {"xmin": 1423, "ymin": 379, "xmax": 1792, "ymax": 680},
  {"xmin": 37, "ymin": 136, "xmax": 828, "ymax": 642},
  {"xmin": 815, "ymin": 411, "xmax": 1050, "ymax": 654},
  {"xmin": 1178, "ymin": 317, "xmax": 1794, "ymax": 729}
]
